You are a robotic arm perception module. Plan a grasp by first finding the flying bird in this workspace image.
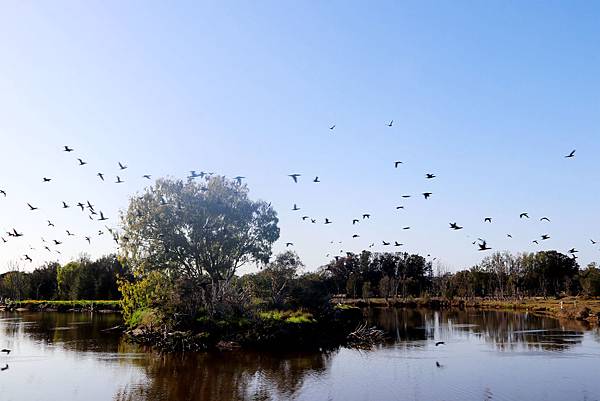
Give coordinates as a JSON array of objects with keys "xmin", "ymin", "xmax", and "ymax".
[
  {"xmin": 27, "ymin": 203, "xmax": 38, "ymax": 211},
  {"xmin": 288, "ymin": 174, "xmax": 301, "ymax": 183},
  {"xmin": 425, "ymin": 173, "xmax": 436, "ymax": 179},
  {"xmin": 387, "ymin": 120, "xmax": 393, "ymax": 127},
  {"xmin": 47, "ymin": 220, "xmax": 54, "ymax": 227},
  {"xmin": 302, "ymin": 216, "xmax": 309, "ymax": 221},
  {"xmin": 449, "ymin": 222, "xmax": 463, "ymax": 230},
  {"xmin": 394, "ymin": 241, "xmax": 403, "ymax": 247},
  {"xmin": 540, "ymin": 217, "xmax": 551, "ymax": 222},
  {"xmin": 12, "ymin": 229, "xmax": 23, "ymax": 237},
  {"xmin": 352, "ymin": 219, "xmax": 359, "ymax": 225},
  {"xmin": 396, "ymin": 206, "xmax": 404, "ymax": 210},
  {"xmin": 292, "ymin": 204, "xmax": 300, "ymax": 211},
  {"xmin": 541, "ymin": 235, "xmax": 550, "ymax": 240},
  {"xmin": 520, "ymin": 213, "xmax": 529, "ymax": 219},
  {"xmin": 478, "ymin": 240, "xmax": 491, "ymax": 251},
  {"xmin": 53, "ymin": 240, "xmax": 62, "ymax": 245},
  {"xmin": 423, "ymin": 192, "xmax": 432, "ymax": 199},
  {"xmin": 77, "ymin": 158, "xmax": 87, "ymax": 166},
  {"xmin": 532, "ymin": 240, "xmax": 539, "ymax": 245},
  {"xmin": 565, "ymin": 149, "xmax": 576, "ymax": 158},
  {"xmin": 0, "ymin": 190, "xmax": 5, "ymax": 197},
  {"xmin": 324, "ymin": 218, "xmax": 332, "ymax": 224},
  {"xmin": 24, "ymin": 254, "xmax": 32, "ymax": 263},
  {"xmin": 118, "ymin": 162, "xmax": 127, "ymax": 170},
  {"xmin": 484, "ymin": 217, "xmax": 492, "ymax": 223},
  {"xmin": 591, "ymin": 239, "xmax": 597, "ymax": 245},
  {"xmin": 77, "ymin": 202, "xmax": 85, "ymax": 211},
  {"xmin": 234, "ymin": 176, "xmax": 245, "ymax": 184},
  {"xmin": 569, "ymin": 248, "xmax": 578, "ymax": 254},
  {"xmin": 382, "ymin": 241, "xmax": 390, "ymax": 246},
  {"xmin": 507, "ymin": 234, "xmax": 513, "ymax": 238},
  {"xmin": 64, "ymin": 146, "xmax": 74, "ymax": 152},
  {"xmin": 42, "ymin": 177, "xmax": 51, "ymax": 182},
  {"xmin": 313, "ymin": 176, "xmax": 320, "ymax": 183},
  {"xmin": 99, "ymin": 211, "xmax": 108, "ymax": 221},
  {"xmin": 116, "ymin": 176, "xmax": 124, "ymax": 183},
  {"xmin": 362, "ymin": 214, "xmax": 370, "ymax": 219},
  {"xmin": 66, "ymin": 230, "xmax": 74, "ymax": 236},
  {"xmin": 329, "ymin": 124, "xmax": 335, "ymax": 130},
  {"xmin": 85, "ymin": 236, "xmax": 91, "ymax": 244},
  {"xmin": 394, "ymin": 161, "xmax": 403, "ymax": 168},
  {"xmin": 143, "ymin": 174, "xmax": 151, "ymax": 179},
  {"xmin": 352, "ymin": 234, "xmax": 360, "ymax": 238},
  {"xmin": 403, "ymin": 226, "xmax": 411, "ymax": 230},
  {"xmin": 97, "ymin": 172, "xmax": 104, "ymax": 181},
  {"xmin": 285, "ymin": 242, "xmax": 294, "ymax": 247}
]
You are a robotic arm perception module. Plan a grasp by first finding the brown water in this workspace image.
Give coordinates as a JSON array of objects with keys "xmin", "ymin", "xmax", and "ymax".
[{"xmin": 1, "ymin": 309, "xmax": 599, "ymax": 401}]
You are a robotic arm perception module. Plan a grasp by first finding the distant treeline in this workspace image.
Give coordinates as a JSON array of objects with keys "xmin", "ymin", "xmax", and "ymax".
[
  {"xmin": 317, "ymin": 250, "xmax": 600, "ymax": 299},
  {"xmin": 2, "ymin": 250, "xmax": 600, "ymax": 303},
  {"xmin": 0, "ymin": 254, "xmax": 128, "ymax": 301}
]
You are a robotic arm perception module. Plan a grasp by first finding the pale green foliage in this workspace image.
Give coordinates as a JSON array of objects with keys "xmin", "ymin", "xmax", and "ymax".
[{"xmin": 120, "ymin": 175, "xmax": 280, "ymax": 317}]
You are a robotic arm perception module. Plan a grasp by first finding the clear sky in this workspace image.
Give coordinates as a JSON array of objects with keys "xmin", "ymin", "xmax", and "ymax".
[{"xmin": 0, "ymin": 1, "xmax": 598, "ymax": 274}]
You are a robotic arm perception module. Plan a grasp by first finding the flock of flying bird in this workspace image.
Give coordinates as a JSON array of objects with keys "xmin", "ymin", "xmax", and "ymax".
[
  {"xmin": 283, "ymin": 129, "xmax": 586, "ymax": 263},
  {"xmin": 0, "ymin": 136, "xmax": 589, "ymax": 267}
]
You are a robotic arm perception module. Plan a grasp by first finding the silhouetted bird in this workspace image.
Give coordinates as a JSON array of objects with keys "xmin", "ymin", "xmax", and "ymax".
[
  {"xmin": 53, "ymin": 240, "xmax": 62, "ymax": 245},
  {"xmin": 12, "ymin": 229, "xmax": 23, "ymax": 237},
  {"xmin": 47, "ymin": 220, "xmax": 54, "ymax": 227},
  {"xmin": 66, "ymin": 230, "xmax": 74, "ymax": 236},
  {"xmin": 520, "ymin": 213, "xmax": 529, "ymax": 219},
  {"xmin": 507, "ymin": 234, "xmax": 513, "ymax": 238},
  {"xmin": 569, "ymin": 248, "xmax": 578, "ymax": 254},
  {"xmin": 1, "ymin": 364, "xmax": 8, "ymax": 371},
  {"xmin": 62, "ymin": 201, "xmax": 69, "ymax": 209},
  {"xmin": 313, "ymin": 176, "xmax": 320, "ymax": 183},
  {"xmin": 435, "ymin": 341, "xmax": 445, "ymax": 346},
  {"xmin": 116, "ymin": 176, "xmax": 124, "ymax": 183},
  {"xmin": 436, "ymin": 362, "xmax": 442, "ymax": 368},
  {"xmin": 77, "ymin": 158, "xmax": 87, "ymax": 166},
  {"xmin": 118, "ymin": 162, "xmax": 127, "ymax": 170},
  {"xmin": 478, "ymin": 241, "xmax": 491, "ymax": 251},
  {"xmin": 403, "ymin": 226, "xmax": 411, "ymax": 230},
  {"xmin": 388, "ymin": 120, "xmax": 393, "ymax": 127},
  {"xmin": 44, "ymin": 246, "xmax": 51, "ymax": 252},
  {"xmin": 484, "ymin": 217, "xmax": 492, "ymax": 223},
  {"xmin": 42, "ymin": 177, "xmax": 51, "ymax": 182},
  {"xmin": 565, "ymin": 149, "xmax": 576, "ymax": 158},
  {"xmin": 540, "ymin": 217, "xmax": 551, "ymax": 222},
  {"xmin": 449, "ymin": 222, "xmax": 463, "ymax": 230},
  {"xmin": 394, "ymin": 161, "xmax": 403, "ymax": 168},
  {"xmin": 329, "ymin": 124, "xmax": 335, "ymax": 130},
  {"xmin": 311, "ymin": 219, "xmax": 316, "ymax": 224},
  {"xmin": 402, "ymin": 195, "xmax": 411, "ymax": 198},
  {"xmin": 352, "ymin": 234, "xmax": 360, "ymax": 238},
  {"xmin": 352, "ymin": 219, "xmax": 359, "ymax": 225},
  {"xmin": 0, "ymin": 190, "xmax": 5, "ymax": 197},
  {"xmin": 97, "ymin": 172, "xmax": 104, "ymax": 181},
  {"xmin": 64, "ymin": 146, "xmax": 74, "ymax": 152},
  {"xmin": 1, "ymin": 349, "xmax": 10, "ymax": 355},
  {"xmin": 591, "ymin": 239, "xmax": 597, "ymax": 245},
  {"xmin": 24, "ymin": 254, "xmax": 32, "ymax": 262},
  {"xmin": 285, "ymin": 242, "xmax": 294, "ymax": 247},
  {"xmin": 324, "ymin": 218, "xmax": 332, "ymax": 224},
  {"xmin": 382, "ymin": 241, "xmax": 390, "ymax": 245},
  {"xmin": 362, "ymin": 214, "xmax": 370, "ymax": 219},
  {"xmin": 394, "ymin": 241, "xmax": 403, "ymax": 247},
  {"xmin": 425, "ymin": 173, "xmax": 436, "ymax": 179},
  {"xmin": 532, "ymin": 240, "xmax": 539, "ymax": 245},
  {"xmin": 541, "ymin": 235, "xmax": 550, "ymax": 240},
  {"xmin": 85, "ymin": 236, "xmax": 91, "ymax": 244},
  {"xmin": 77, "ymin": 202, "xmax": 85, "ymax": 211},
  {"xmin": 302, "ymin": 216, "xmax": 309, "ymax": 221},
  {"xmin": 292, "ymin": 204, "xmax": 300, "ymax": 211},
  {"xmin": 234, "ymin": 176, "xmax": 245, "ymax": 184},
  {"xmin": 27, "ymin": 203, "xmax": 38, "ymax": 211},
  {"xmin": 1, "ymin": 238, "xmax": 6, "ymax": 243},
  {"xmin": 288, "ymin": 174, "xmax": 301, "ymax": 183},
  {"xmin": 143, "ymin": 174, "xmax": 151, "ymax": 179},
  {"xmin": 396, "ymin": 206, "xmax": 404, "ymax": 209},
  {"xmin": 423, "ymin": 192, "xmax": 432, "ymax": 199}
]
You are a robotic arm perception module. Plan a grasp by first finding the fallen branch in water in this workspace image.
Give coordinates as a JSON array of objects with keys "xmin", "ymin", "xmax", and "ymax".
[{"xmin": 346, "ymin": 322, "xmax": 385, "ymax": 349}]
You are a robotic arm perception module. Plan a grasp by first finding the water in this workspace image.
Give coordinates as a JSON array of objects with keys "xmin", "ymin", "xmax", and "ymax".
[{"xmin": 1, "ymin": 309, "xmax": 599, "ymax": 401}]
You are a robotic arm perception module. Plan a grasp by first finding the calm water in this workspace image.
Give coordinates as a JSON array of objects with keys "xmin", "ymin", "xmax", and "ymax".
[{"xmin": 1, "ymin": 309, "xmax": 599, "ymax": 401}]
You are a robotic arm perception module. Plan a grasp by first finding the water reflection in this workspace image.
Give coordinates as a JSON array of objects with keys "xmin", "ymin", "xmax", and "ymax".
[
  {"xmin": 369, "ymin": 307, "xmax": 587, "ymax": 351},
  {"xmin": 1, "ymin": 309, "xmax": 599, "ymax": 401}
]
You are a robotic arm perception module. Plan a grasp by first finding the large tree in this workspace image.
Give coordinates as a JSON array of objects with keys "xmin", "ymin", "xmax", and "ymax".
[{"xmin": 120, "ymin": 176, "xmax": 280, "ymax": 316}]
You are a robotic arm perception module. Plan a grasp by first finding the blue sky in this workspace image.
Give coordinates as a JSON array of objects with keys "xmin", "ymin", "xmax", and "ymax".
[{"xmin": 0, "ymin": 1, "xmax": 598, "ymax": 273}]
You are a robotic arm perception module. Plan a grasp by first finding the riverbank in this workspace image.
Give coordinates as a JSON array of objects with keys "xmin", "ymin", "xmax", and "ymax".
[
  {"xmin": 0, "ymin": 300, "xmax": 121, "ymax": 313},
  {"xmin": 335, "ymin": 296, "xmax": 600, "ymax": 325}
]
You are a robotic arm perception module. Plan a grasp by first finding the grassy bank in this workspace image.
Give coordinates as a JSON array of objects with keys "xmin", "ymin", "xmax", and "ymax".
[
  {"xmin": 2, "ymin": 300, "xmax": 121, "ymax": 312},
  {"xmin": 335, "ymin": 296, "xmax": 600, "ymax": 325}
]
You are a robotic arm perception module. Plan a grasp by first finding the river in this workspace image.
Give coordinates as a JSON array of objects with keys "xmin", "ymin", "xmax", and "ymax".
[{"xmin": 0, "ymin": 308, "xmax": 599, "ymax": 401}]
